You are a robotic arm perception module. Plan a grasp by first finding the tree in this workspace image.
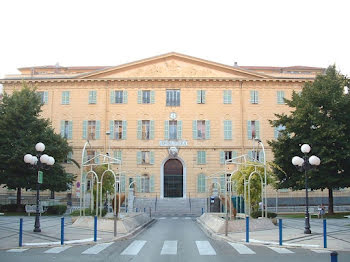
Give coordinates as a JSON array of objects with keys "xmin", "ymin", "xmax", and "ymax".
[
  {"xmin": 0, "ymin": 84, "xmax": 75, "ymax": 205},
  {"xmin": 268, "ymin": 66, "xmax": 350, "ymax": 214}
]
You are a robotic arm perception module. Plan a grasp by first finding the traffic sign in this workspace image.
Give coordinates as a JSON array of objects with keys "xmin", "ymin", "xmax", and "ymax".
[{"xmin": 38, "ymin": 171, "xmax": 43, "ymax": 184}]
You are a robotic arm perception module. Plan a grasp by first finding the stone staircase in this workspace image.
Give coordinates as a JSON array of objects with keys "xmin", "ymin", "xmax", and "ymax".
[{"xmin": 133, "ymin": 197, "xmax": 207, "ymax": 217}]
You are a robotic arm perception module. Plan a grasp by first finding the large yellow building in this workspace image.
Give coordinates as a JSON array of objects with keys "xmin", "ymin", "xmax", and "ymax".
[{"xmin": 1, "ymin": 53, "xmax": 327, "ymax": 205}]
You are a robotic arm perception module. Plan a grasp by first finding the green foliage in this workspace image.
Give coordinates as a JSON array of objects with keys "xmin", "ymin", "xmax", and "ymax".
[
  {"xmin": 70, "ymin": 208, "xmax": 107, "ymax": 217},
  {"xmin": 46, "ymin": 205, "xmax": 67, "ymax": 215},
  {"xmin": 0, "ymin": 204, "xmax": 25, "ymax": 212},
  {"xmin": 268, "ymin": 66, "xmax": 350, "ymax": 192},
  {"xmin": 251, "ymin": 211, "xmax": 277, "ymax": 219},
  {"xmin": 0, "ymin": 84, "xmax": 76, "ymax": 202},
  {"xmin": 232, "ymin": 162, "xmax": 275, "ymax": 211}
]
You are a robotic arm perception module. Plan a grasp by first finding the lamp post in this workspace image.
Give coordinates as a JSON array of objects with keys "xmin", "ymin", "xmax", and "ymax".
[
  {"xmin": 292, "ymin": 144, "xmax": 321, "ymax": 234},
  {"xmin": 24, "ymin": 142, "xmax": 55, "ymax": 232}
]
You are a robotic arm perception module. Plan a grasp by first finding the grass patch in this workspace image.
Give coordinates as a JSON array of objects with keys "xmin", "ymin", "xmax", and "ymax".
[{"xmin": 279, "ymin": 212, "xmax": 350, "ymax": 219}]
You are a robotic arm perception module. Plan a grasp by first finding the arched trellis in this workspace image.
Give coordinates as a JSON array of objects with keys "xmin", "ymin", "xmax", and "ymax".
[
  {"xmin": 79, "ymin": 141, "xmax": 122, "ymax": 217},
  {"xmin": 247, "ymin": 171, "xmax": 264, "ymax": 218}
]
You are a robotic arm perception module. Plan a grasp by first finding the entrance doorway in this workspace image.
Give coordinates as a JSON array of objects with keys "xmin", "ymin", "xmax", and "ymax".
[{"xmin": 164, "ymin": 159, "xmax": 183, "ymax": 197}]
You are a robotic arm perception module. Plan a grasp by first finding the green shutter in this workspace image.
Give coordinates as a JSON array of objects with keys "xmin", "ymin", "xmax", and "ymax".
[
  {"xmin": 150, "ymin": 120, "xmax": 155, "ymax": 139},
  {"xmin": 220, "ymin": 174, "xmax": 225, "ymax": 193},
  {"xmin": 150, "ymin": 175, "xmax": 155, "ymax": 192},
  {"xmin": 205, "ymin": 120, "xmax": 210, "ymax": 139},
  {"xmin": 220, "ymin": 151, "xmax": 225, "ymax": 164},
  {"xmin": 43, "ymin": 91, "xmax": 48, "ymax": 104},
  {"xmin": 197, "ymin": 151, "xmax": 201, "ymax": 164},
  {"xmin": 137, "ymin": 90, "xmax": 142, "ymax": 104},
  {"xmin": 136, "ymin": 176, "xmax": 141, "ymax": 193},
  {"xmin": 255, "ymin": 91, "xmax": 259, "ymax": 104},
  {"xmin": 137, "ymin": 120, "xmax": 142, "ymax": 139},
  {"xmin": 137, "ymin": 151, "xmax": 142, "ymax": 164},
  {"xmin": 227, "ymin": 90, "xmax": 232, "ymax": 104},
  {"xmin": 67, "ymin": 152, "xmax": 73, "ymax": 164},
  {"xmin": 60, "ymin": 120, "xmax": 65, "ymax": 137},
  {"xmin": 88, "ymin": 91, "xmax": 93, "ymax": 104},
  {"xmin": 259, "ymin": 151, "xmax": 265, "ymax": 163},
  {"xmin": 68, "ymin": 121, "xmax": 73, "ymax": 139},
  {"xmin": 61, "ymin": 92, "xmax": 65, "ymax": 104},
  {"xmin": 164, "ymin": 120, "xmax": 169, "ymax": 139},
  {"xmin": 150, "ymin": 90, "xmax": 155, "ymax": 104},
  {"xmin": 255, "ymin": 120, "xmax": 260, "ymax": 139},
  {"xmin": 95, "ymin": 120, "xmax": 101, "ymax": 139},
  {"xmin": 114, "ymin": 151, "xmax": 122, "ymax": 163},
  {"xmin": 83, "ymin": 150, "xmax": 88, "ymax": 163},
  {"xmin": 122, "ymin": 121, "xmax": 127, "ymax": 139},
  {"xmin": 177, "ymin": 120, "xmax": 182, "ymax": 139},
  {"xmin": 250, "ymin": 90, "xmax": 254, "ymax": 103},
  {"xmin": 247, "ymin": 121, "xmax": 252, "ymax": 139},
  {"xmin": 203, "ymin": 151, "xmax": 206, "ymax": 164},
  {"xmin": 224, "ymin": 120, "xmax": 232, "ymax": 140},
  {"xmin": 123, "ymin": 91, "xmax": 128, "ymax": 104},
  {"xmin": 248, "ymin": 150, "xmax": 253, "ymax": 161},
  {"xmin": 110, "ymin": 120, "xmax": 114, "ymax": 139},
  {"xmin": 202, "ymin": 90, "xmax": 206, "ymax": 104},
  {"xmin": 198, "ymin": 174, "xmax": 205, "ymax": 193},
  {"xmin": 193, "ymin": 120, "xmax": 197, "ymax": 139},
  {"xmin": 197, "ymin": 90, "xmax": 201, "ymax": 104},
  {"xmin": 274, "ymin": 127, "xmax": 279, "ymax": 139},
  {"xmin": 94, "ymin": 151, "xmax": 99, "ymax": 164},
  {"xmin": 232, "ymin": 151, "xmax": 238, "ymax": 159},
  {"xmin": 110, "ymin": 90, "xmax": 115, "ymax": 104},
  {"xmin": 121, "ymin": 176, "xmax": 126, "ymax": 192},
  {"xmin": 150, "ymin": 151, "xmax": 155, "ymax": 165},
  {"xmin": 82, "ymin": 120, "xmax": 88, "ymax": 139}
]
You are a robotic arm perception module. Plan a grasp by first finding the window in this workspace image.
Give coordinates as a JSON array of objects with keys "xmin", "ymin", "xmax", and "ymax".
[
  {"xmin": 138, "ymin": 90, "xmax": 155, "ymax": 104},
  {"xmin": 110, "ymin": 120, "xmax": 126, "ymax": 140},
  {"xmin": 197, "ymin": 90, "xmax": 206, "ymax": 104},
  {"xmin": 277, "ymin": 91, "xmax": 285, "ymax": 104},
  {"xmin": 37, "ymin": 91, "xmax": 48, "ymax": 104},
  {"xmin": 110, "ymin": 90, "xmax": 128, "ymax": 104},
  {"xmin": 250, "ymin": 90, "xmax": 259, "ymax": 104},
  {"xmin": 226, "ymin": 174, "xmax": 232, "ymax": 192},
  {"xmin": 248, "ymin": 150, "xmax": 264, "ymax": 163},
  {"xmin": 169, "ymin": 120, "xmax": 177, "ymax": 139},
  {"xmin": 165, "ymin": 120, "xmax": 182, "ymax": 140},
  {"xmin": 60, "ymin": 120, "xmax": 73, "ymax": 139},
  {"xmin": 223, "ymin": 90, "xmax": 232, "ymax": 104},
  {"xmin": 140, "ymin": 175, "xmax": 150, "ymax": 193},
  {"xmin": 113, "ymin": 151, "xmax": 122, "ymax": 163},
  {"xmin": 83, "ymin": 120, "xmax": 100, "ymax": 140},
  {"xmin": 88, "ymin": 121, "xmax": 96, "ymax": 140},
  {"xmin": 224, "ymin": 120, "xmax": 232, "ymax": 140},
  {"xmin": 137, "ymin": 151, "xmax": 155, "ymax": 165},
  {"xmin": 87, "ymin": 150, "xmax": 95, "ymax": 162},
  {"xmin": 274, "ymin": 124, "xmax": 286, "ymax": 139},
  {"xmin": 166, "ymin": 89, "xmax": 180, "ymax": 106},
  {"xmin": 142, "ymin": 120, "xmax": 150, "ymax": 140},
  {"xmin": 197, "ymin": 151, "xmax": 206, "ymax": 164},
  {"xmin": 137, "ymin": 120, "xmax": 154, "ymax": 140},
  {"xmin": 89, "ymin": 90, "xmax": 97, "ymax": 104},
  {"xmin": 220, "ymin": 151, "xmax": 237, "ymax": 164},
  {"xmin": 247, "ymin": 120, "xmax": 260, "ymax": 139},
  {"xmin": 193, "ymin": 120, "xmax": 211, "ymax": 140},
  {"xmin": 197, "ymin": 174, "xmax": 206, "ymax": 193},
  {"xmin": 61, "ymin": 91, "xmax": 70, "ymax": 105}
]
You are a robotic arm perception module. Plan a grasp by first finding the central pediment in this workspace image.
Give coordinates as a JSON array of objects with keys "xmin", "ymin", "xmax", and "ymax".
[{"xmin": 79, "ymin": 53, "xmax": 267, "ymax": 79}]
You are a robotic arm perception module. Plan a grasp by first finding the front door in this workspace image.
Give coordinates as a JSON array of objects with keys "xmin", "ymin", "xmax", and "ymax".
[{"xmin": 164, "ymin": 159, "xmax": 183, "ymax": 197}]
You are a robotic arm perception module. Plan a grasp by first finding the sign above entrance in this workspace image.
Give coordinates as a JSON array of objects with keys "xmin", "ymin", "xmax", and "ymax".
[{"xmin": 159, "ymin": 140, "xmax": 188, "ymax": 147}]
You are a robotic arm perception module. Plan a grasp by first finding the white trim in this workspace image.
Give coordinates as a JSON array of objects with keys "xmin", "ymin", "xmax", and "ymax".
[{"xmin": 160, "ymin": 156, "xmax": 187, "ymax": 199}]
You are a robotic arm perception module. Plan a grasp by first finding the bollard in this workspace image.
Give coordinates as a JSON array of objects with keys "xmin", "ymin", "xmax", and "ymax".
[
  {"xmin": 144, "ymin": 208, "xmax": 146, "ymax": 213},
  {"xmin": 136, "ymin": 208, "xmax": 138, "ymax": 212},
  {"xmin": 149, "ymin": 207, "xmax": 151, "ymax": 218},
  {"xmin": 246, "ymin": 216, "xmax": 249, "ymax": 243},
  {"xmin": 279, "ymin": 219, "xmax": 282, "ymax": 246},
  {"xmin": 114, "ymin": 214, "xmax": 117, "ymax": 237},
  {"xmin": 330, "ymin": 251, "xmax": 338, "ymax": 262},
  {"xmin": 19, "ymin": 218, "xmax": 23, "ymax": 247},
  {"xmin": 201, "ymin": 207, "xmax": 204, "ymax": 214},
  {"xmin": 323, "ymin": 219, "xmax": 327, "ymax": 248},
  {"xmin": 94, "ymin": 216, "xmax": 97, "ymax": 242},
  {"xmin": 61, "ymin": 217, "xmax": 64, "ymax": 245},
  {"xmin": 126, "ymin": 207, "xmax": 128, "ymax": 213}
]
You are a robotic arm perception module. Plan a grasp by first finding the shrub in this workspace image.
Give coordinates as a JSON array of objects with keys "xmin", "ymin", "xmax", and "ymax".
[
  {"xmin": 46, "ymin": 205, "xmax": 67, "ymax": 215},
  {"xmin": 0, "ymin": 204, "xmax": 25, "ymax": 212},
  {"xmin": 250, "ymin": 211, "xmax": 277, "ymax": 219}
]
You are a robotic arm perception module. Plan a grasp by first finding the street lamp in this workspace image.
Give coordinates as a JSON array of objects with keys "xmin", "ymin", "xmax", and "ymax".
[
  {"xmin": 292, "ymin": 144, "xmax": 321, "ymax": 234},
  {"xmin": 24, "ymin": 142, "xmax": 55, "ymax": 232}
]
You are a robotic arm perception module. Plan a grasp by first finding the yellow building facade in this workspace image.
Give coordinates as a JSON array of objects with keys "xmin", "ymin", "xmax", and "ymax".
[{"xmin": 1, "ymin": 53, "xmax": 327, "ymax": 203}]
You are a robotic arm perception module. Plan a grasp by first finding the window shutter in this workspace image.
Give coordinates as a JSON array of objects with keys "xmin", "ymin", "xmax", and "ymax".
[
  {"xmin": 232, "ymin": 151, "xmax": 238, "ymax": 159},
  {"xmin": 122, "ymin": 121, "xmax": 127, "ymax": 139},
  {"xmin": 137, "ymin": 91, "xmax": 142, "ymax": 104},
  {"xmin": 137, "ymin": 120, "xmax": 142, "ymax": 139},
  {"xmin": 197, "ymin": 151, "xmax": 201, "ymax": 164},
  {"xmin": 110, "ymin": 90, "xmax": 115, "ymax": 104},
  {"xmin": 224, "ymin": 120, "xmax": 232, "ymax": 140},
  {"xmin": 250, "ymin": 90, "xmax": 255, "ymax": 103},
  {"xmin": 150, "ymin": 151, "xmax": 155, "ymax": 165},
  {"xmin": 96, "ymin": 120, "xmax": 101, "ymax": 139},
  {"xmin": 150, "ymin": 90, "xmax": 155, "ymax": 104},
  {"xmin": 248, "ymin": 151, "xmax": 253, "ymax": 161},
  {"xmin": 247, "ymin": 121, "xmax": 252, "ymax": 139},
  {"xmin": 123, "ymin": 90, "xmax": 128, "ymax": 104},
  {"xmin": 89, "ymin": 91, "xmax": 92, "ymax": 104},
  {"xmin": 120, "ymin": 176, "xmax": 126, "ymax": 193},
  {"xmin": 220, "ymin": 174, "xmax": 225, "ymax": 193},
  {"xmin": 82, "ymin": 120, "xmax": 88, "ymax": 139},
  {"xmin": 227, "ymin": 90, "xmax": 232, "ymax": 104},
  {"xmin": 113, "ymin": 150, "xmax": 122, "ymax": 163},
  {"xmin": 43, "ymin": 91, "xmax": 48, "ymax": 104},
  {"xmin": 68, "ymin": 121, "xmax": 73, "ymax": 139},
  {"xmin": 60, "ymin": 120, "xmax": 65, "ymax": 137},
  {"xmin": 177, "ymin": 120, "xmax": 182, "ymax": 139},
  {"xmin": 255, "ymin": 120, "xmax": 260, "ymax": 139},
  {"xmin": 150, "ymin": 120, "xmax": 155, "ymax": 139},
  {"xmin": 220, "ymin": 151, "xmax": 225, "ymax": 164},
  {"xmin": 259, "ymin": 151, "xmax": 265, "ymax": 163},
  {"xmin": 274, "ymin": 127, "xmax": 279, "ymax": 139},
  {"xmin": 198, "ymin": 174, "xmax": 205, "ymax": 193},
  {"xmin": 205, "ymin": 120, "xmax": 210, "ymax": 139},
  {"xmin": 137, "ymin": 151, "xmax": 142, "ymax": 164},
  {"xmin": 94, "ymin": 151, "xmax": 99, "ymax": 164},
  {"xmin": 83, "ymin": 150, "xmax": 88, "ymax": 163},
  {"xmin": 61, "ymin": 92, "xmax": 65, "ymax": 104},
  {"xmin": 136, "ymin": 176, "xmax": 141, "ymax": 193},
  {"xmin": 255, "ymin": 91, "xmax": 259, "ymax": 103},
  {"xmin": 67, "ymin": 152, "xmax": 72, "ymax": 164},
  {"xmin": 197, "ymin": 90, "xmax": 201, "ymax": 104},
  {"xmin": 150, "ymin": 176, "xmax": 155, "ymax": 192},
  {"xmin": 203, "ymin": 151, "xmax": 206, "ymax": 164},
  {"xmin": 110, "ymin": 120, "xmax": 114, "ymax": 139},
  {"xmin": 192, "ymin": 120, "xmax": 197, "ymax": 139},
  {"xmin": 164, "ymin": 120, "xmax": 169, "ymax": 139},
  {"xmin": 202, "ymin": 90, "xmax": 206, "ymax": 104}
]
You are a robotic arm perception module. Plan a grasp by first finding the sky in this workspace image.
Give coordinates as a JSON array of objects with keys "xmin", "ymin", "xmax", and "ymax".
[{"xmin": 0, "ymin": 0, "xmax": 349, "ymax": 92}]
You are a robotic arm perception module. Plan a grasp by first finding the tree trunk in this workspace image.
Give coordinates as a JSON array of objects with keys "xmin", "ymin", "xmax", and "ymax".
[
  {"xmin": 328, "ymin": 188, "xmax": 334, "ymax": 215},
  {"xmin": 16, "ymin": 188, "xmax": 22, "ymax": 212}
]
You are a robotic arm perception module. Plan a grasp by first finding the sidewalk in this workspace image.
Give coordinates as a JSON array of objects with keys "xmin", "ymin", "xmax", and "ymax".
[{"xmin": 199, "ymin": 217, "xmax": 350, "ymax": 251}]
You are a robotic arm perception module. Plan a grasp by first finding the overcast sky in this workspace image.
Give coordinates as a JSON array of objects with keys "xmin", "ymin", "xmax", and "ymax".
[{"xmin": 0, "ymin": 0, "xmax": 349, "ymax": 92}]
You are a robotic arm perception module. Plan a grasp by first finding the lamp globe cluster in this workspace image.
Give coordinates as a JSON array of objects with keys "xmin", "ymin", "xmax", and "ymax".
[{"xmin": 24, "ymin": 142, "xmax": 55, "ymax": 166}]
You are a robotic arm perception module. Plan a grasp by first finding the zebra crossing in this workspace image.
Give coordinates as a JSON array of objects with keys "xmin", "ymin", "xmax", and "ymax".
[{"xmin": 5, "ymin": 240, "xmax": 330, "ymax": 256}]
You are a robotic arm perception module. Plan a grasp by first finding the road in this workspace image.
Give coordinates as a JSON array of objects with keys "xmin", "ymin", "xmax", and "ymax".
[{"xmin": 1, "ymin": 216, "xmax": 349, "ymax": 262}]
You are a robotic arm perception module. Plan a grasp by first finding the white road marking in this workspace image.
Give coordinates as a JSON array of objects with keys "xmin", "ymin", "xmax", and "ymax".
[
  {"xmin": 311, "ymin": 249, "xmax": 330, "ymax": 253},
  {"xmin": 184, "ymin": 217, "xmax": 191, "ymax": 220},
  {"xmin": 172, "ymin": 217, "xmax": 178, "ymax": 219},
  {"xmin": 228, "ymin": 242, "xmax": 256, "ymax": 254},
  {"xmin": 196, "ymin": 241, "xmax": 216, "ymax": 255},
  {"xmin": 161, "ymin": 240, "xmax": 177, "ymax": 255},
  {"xmin": 44, "ymin": 246, "xmax": 72, "ymax": 254},
  {"xmin": 81, "ymin": 242, "xmax": 113, "ymax": 255},
  {"xmin": 268, "ymin": 246, "xmax": 294, "ymax": 254},
  {"xmin": 159, "ymin": 217, "xmax": 166, "ymax": 220},
  {"xmin": 121, "ymin": 240, "xmax": 147, "ymax": 255},
  {"xmin": 7, "ymin": 249, "xmax": 28, "ymax": 253}
]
